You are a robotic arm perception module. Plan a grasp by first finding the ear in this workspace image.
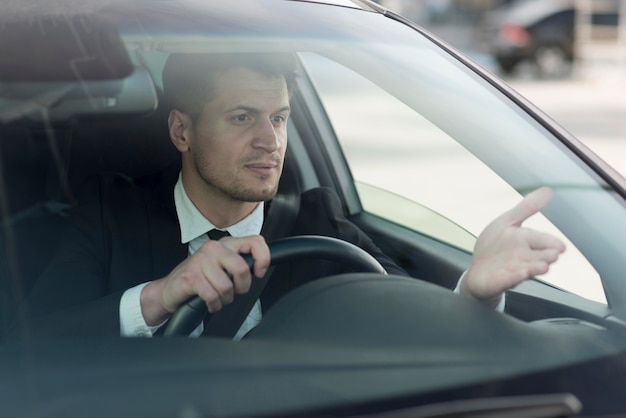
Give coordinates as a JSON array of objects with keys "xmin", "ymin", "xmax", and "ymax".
[{"xmin": 168, "ymin": 109, "xmax": 193, "ymax": 152}]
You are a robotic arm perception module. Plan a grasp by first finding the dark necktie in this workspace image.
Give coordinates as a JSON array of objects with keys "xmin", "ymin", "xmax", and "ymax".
[
  {"xmin": 202, "ymin": 228, "xmax": 267, "ymax": 338},
  {"xmin": 207, "ymin": 229, "xmax": 230, "ymax": 240}
]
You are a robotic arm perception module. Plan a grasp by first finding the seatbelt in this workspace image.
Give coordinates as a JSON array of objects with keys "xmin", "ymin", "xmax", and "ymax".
[{"xmin": 201, "ymin": 158, "xmax": 301, "ymax": 338}]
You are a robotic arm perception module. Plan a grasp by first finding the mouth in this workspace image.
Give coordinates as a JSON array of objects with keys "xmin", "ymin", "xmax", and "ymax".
[{"xmin": 245, "ymin": 161, "xmax": 279, "ymax": 176}]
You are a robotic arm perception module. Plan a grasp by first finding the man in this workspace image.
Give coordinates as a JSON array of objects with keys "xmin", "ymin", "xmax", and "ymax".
[{"xmin": 12, "ymin": 53, "xmax": 565, "ymax": 339}]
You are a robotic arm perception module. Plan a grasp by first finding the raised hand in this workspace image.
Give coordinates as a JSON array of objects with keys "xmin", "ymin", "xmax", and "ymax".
[{"xmin": 461, "ymin": 187, "xmax": 566, "ymax": 308}]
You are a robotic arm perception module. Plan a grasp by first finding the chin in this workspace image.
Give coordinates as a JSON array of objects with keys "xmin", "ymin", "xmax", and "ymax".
[{"xmin": 239, "ymin": 187, "xmax": 278, "ymax": 203}]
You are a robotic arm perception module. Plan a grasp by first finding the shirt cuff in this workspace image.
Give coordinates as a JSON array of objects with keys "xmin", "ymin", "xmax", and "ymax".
[
  {"xmin": 119, "ymin": 282, "xmax": 204, "ymax": 338},
  {"xmin": 119, "ymin": 282, "xmax": 164, "ymax": 337},
  {"xmin": 454, "ymin": 271, "xmax": 506, "ymax": 312}
]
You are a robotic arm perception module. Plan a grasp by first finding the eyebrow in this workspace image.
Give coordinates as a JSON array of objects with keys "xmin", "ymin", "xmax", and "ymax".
[{"xmin": 225, "ymin": 105, "xmax": 291, "ymax": 114}]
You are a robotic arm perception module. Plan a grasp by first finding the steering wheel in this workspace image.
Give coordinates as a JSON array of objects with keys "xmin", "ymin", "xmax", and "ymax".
[{"xmin": 161, "ymin": 235, "xmax": 386, "ymax": 336}]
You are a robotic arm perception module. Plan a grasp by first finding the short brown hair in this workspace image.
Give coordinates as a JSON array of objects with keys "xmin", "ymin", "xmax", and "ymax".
[{"xmin": 162, "ymin": 52, "xmax": 298, "ymax": 123}]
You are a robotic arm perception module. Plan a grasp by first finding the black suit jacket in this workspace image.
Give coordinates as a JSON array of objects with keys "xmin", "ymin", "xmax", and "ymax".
[{"xmin": 13, "ymin": 167, "xmax": 406, "ymax": 339}]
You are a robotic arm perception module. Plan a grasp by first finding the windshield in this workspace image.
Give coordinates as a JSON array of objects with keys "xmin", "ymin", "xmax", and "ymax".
[
  {"xmin": 121, "ymin": 2, "xmax": 626, "ymax": 305},
  {"xmin": 113, "ymin": 3, "xmax": 626, "ymax": 305},
  {"xmin": 2, "ymin": 1, "xmax": 626, "ymax": 416}
]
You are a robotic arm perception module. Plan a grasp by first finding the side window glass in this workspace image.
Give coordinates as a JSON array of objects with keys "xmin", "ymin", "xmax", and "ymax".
[
  {"xmin": 355, "ymin": 182, "xmax": 476, "ymax": 253},
  {"xmin": 301, "ymin": 52, "xmax": 605, "ymax": 304}
]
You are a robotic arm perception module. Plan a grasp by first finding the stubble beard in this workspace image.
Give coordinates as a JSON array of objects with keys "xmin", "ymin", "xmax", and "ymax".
[{"xmin": 194, "ymin": 153, "xmax": 282, "ymax": 203}]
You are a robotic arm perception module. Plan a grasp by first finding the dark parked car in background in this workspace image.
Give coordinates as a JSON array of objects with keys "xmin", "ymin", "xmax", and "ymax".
[
  {"xmin": 483, "ymin": 0, "xmax": 620, "ymax": 77},
  {"xmin": 3, "ymin": 0, "xmax": 626, "ymax": 416}
]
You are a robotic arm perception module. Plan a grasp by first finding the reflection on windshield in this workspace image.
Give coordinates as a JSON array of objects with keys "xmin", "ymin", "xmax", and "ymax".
[{"xmin": 302, "ymin": 50, "xmax": 607, "ymax": 303}]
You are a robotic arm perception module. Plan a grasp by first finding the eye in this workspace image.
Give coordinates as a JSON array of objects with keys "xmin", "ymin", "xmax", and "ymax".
[
  {"xmin": 232, "ymin": 114, "xmax": 251, "ymax": 123},
  {"xmin": 271, "ymin": 114, "xmax": 287, "ymax": 125}
]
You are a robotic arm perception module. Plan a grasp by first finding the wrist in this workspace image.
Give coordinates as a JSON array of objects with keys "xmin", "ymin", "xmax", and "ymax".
[
  {"xmin": 460, "ymin": 268, "xmax": 503, "ymax": 309},
  {"xmin": 140, "ymin": 280, "xmax": 174, "ymax": 326}
]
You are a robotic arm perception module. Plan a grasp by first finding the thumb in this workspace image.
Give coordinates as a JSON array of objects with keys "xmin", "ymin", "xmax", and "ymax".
[{"xmin": 504, "ymin": 187, "xmax": 554, "ymax": 227}]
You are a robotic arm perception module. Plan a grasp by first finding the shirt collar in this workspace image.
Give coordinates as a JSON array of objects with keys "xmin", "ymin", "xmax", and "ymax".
[{"xmin": 174, "ymin": 173, "xmax": 264, "ymax": 244}]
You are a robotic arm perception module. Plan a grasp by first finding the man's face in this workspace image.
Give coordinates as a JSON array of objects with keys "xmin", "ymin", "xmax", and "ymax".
[{"xmin": 185, "ymin": 66, "xmax": 290, "ymax": 204}]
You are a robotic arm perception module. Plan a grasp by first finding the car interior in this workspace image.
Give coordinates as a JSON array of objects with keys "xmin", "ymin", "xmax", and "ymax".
[
  {"xmin": 0, "ymin": 12, "xmax": 620, "ymax": 343},
  {"xmin": 0, "ymin": 53, "xmax": 467, "ymax": 340},
  {"xmin": 5, "ymin": 4, "xmax": 626, "ymax": 417}
]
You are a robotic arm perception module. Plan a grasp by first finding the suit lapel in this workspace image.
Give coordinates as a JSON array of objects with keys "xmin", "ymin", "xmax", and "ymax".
[{"xmin": 140, "ymin": 164, "xmax": 188, "ymax": 279}]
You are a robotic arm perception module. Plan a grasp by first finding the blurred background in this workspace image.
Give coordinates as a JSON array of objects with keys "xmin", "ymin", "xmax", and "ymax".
[{"xmin": 376, "ymin": 0, "xmax": 626, "ymax": 176}]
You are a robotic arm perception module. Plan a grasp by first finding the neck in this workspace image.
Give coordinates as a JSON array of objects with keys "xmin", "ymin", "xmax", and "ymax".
[
  {"xmin": 198, "ymin": 198, "xmax": 258, "ymax": 229},
  {"xmin": 181, "ymin": 170, "xmax": 259, "ymax": 229}
]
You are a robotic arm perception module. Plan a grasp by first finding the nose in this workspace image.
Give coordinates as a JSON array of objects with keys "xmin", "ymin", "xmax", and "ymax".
[{"xmin": 252, "ymin": 118, "xmax": 281, "ymax": 152}]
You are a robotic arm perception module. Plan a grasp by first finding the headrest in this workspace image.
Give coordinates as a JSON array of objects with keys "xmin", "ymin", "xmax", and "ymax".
[{"xmin": 0, "ymin": 67, "xmax": 158, "ymax": 123}]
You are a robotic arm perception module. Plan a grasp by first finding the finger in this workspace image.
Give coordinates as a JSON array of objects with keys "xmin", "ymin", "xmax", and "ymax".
[
  {"xmin": 533, "ymin": 247, "xmax": 564, "ymax": 264},
  {"xmin": 526, "ymin": 230, "xmax": 566, "ymax": 252},
  {"xmin": 220, "ymin": 257, "xmax": 253, "ymax": 295},
  {"xmin": 515, "ymin": 248, "xmax": 563, "ymax": 281},
  {"xmin": 195, "ymin": 285, "xmax": 223, "ymax": 313},
  {"xmin": 250, "ymin": 241, "xmax": 271, "ymax": 278},
  {"xmin": 194, "ymin": 241, "xmax": 249, "ymax": 303},
  {"xmin": 182, "ymin": 258, "xmax": 236, "ymax": 313},
  {"xmin": 504, "ymin": 187, "xmax": 554, "ymax": 227},
  {"xmin": 199, "ymin": 263, "xmax": 237, "ymax": 303},
  {"xmin": 221, "ymin": 235, "xmax": 271, "ymax": 279},
  {"xmin": 199, "ymin": 246, "xmax": 252, "ymax": 296},
  {"xmin": 526, "ymin": 259, "xmax": 552, "ymax": 278}
]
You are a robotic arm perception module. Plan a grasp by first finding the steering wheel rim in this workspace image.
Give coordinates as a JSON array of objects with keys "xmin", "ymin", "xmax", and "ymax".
[{"xmin": 161, "ymin": 235, "xmax": 386, "ymax": 337}]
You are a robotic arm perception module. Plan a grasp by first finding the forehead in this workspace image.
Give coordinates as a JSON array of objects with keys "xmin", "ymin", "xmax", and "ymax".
[{"xmin": 212, "ymin": 67, "xmax": 289, "ymax": 106}]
